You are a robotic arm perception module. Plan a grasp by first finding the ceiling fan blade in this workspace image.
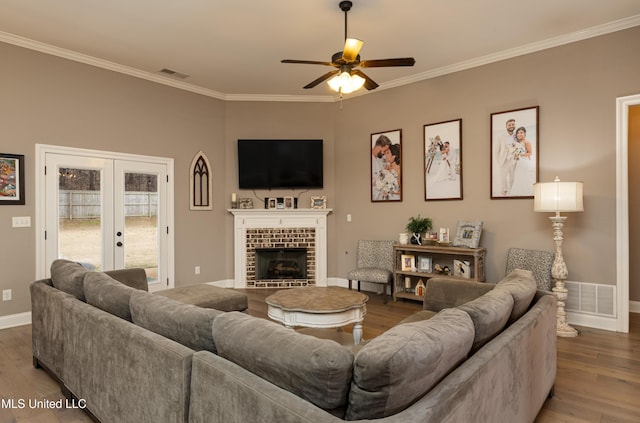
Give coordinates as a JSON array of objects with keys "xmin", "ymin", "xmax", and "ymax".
[
  {"xmin": 342, "ymin": 38, "xmax": 363, "ymax": 63},
  {"xmin": 352, "ymin": 69, "xmax": 379, "ymax": 90},
  {"xmin": 281, "ymin": 59, "xmax": 335, "ymax": 66},
  {"xmin": 303, "ymin": 70, "xmax": 341, "ymax": 89},
  {"xmin": 360, "ymin": 57, "xmax": 416, "ymax": 68}
]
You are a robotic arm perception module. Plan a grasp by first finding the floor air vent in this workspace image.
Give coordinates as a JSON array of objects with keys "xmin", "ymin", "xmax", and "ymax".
[{"xmin": 565, "ymin": 281, "xmax": 615, "ymax": 317}]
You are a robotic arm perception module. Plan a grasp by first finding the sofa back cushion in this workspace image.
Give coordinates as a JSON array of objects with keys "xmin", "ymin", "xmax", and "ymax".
[
  {"xmin": 84, "ymin": 272, "xmax": 136, "ymax": 321},
  {"xmin": 130, "ymin": 290, "xmax": 223, "ymax": 353},
  {"xmin": 493, "ymin": 269, "xmax": 538, "ymax": 323},
  {"xmin": 422, "ymin": 278, "xmax": 496, "ymax": 312},
  {"xmin": 50, "ymin": 259, "xmax": 91, "ymax": 301},
  {"xmin": 104, "ymin": 268, "xmax": 148, "ymax": 292},
  {"xmin": 212, "ymin": 312, "xmax": 354, "ymax": 417},
  {"xmin": 457, "ymin": 290, "xmax": 514, "ymax": 354},
  {"xmin": 346, "ymin": 308, "xmax": 474, "ymax": 420}
]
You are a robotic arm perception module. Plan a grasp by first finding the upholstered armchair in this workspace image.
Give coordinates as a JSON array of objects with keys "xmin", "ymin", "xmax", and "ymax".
[
  {"xmin": 505, "ymin": 247, "xmax": 554, "ymax": 291},
  {"xmin": 347, "ymin": 240, "xmax": 394, "ymax": 303}
]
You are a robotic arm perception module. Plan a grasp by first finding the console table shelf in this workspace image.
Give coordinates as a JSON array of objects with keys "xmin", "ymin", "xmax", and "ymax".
[{"xmin": 393, "ymin": 244, "xmax": 487, "ymax": 303}]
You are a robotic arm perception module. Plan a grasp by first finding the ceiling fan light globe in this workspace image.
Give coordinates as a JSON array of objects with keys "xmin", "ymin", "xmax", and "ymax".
[
  {"xmin": 343, "ymin": 38, "xmax": 364, "ymax": 62},
  {"xmin": 327, "ymin": 71, "xmax": 365, "ymax": 94}
]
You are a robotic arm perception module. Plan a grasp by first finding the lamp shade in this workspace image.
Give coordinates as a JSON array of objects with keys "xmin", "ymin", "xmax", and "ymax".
[{"xmin": 533, "ymin": 177, "xmax": 584, "ymax": 212}]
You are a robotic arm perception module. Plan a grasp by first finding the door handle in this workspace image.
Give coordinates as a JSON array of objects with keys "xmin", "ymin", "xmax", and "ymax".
[{"xmin": 116, "ymin": 242, "xmax": 123, "ymax": 247}]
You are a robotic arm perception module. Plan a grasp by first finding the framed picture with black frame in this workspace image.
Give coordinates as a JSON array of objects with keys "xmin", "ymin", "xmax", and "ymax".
[
  {"xmin": 490, "ymin": 106, "xmax": 539, "ymax": 199},
  {"xmin": 0, "ymin": 153, "xmax": 25, "ymax": 205},
  {"xmin": 424, "ymin": 119, "xmax": 462, "ymax": 201}
]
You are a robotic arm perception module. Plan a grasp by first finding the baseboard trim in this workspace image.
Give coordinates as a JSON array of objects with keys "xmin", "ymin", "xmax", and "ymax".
[{"xmin": 0, "ymin": 311, "xmax": 32, "ymax": 330}]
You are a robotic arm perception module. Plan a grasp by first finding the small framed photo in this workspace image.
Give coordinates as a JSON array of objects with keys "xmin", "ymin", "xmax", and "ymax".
[
  {"xmin": 310, "ymin": 196, "xmax": 327, "ymax": 209},
  {"xmin": 401, "ymin": 254, "xmax": 416, "ymax": 271},
  {"xmin": 371, "ymin": 129, "xmax": 402, "ymax": 202},
  {"xmin": 418, "ymin": 256, "xmax": 433, "ymax": 273},
  {"xmin": 238, "ymin": 198, "xmax": 253, "ymax": 209},
  {"xmin": 283, "ymin": 196, "xmax": 294, "ymax": 209},
  {"xmin": 0, "ymin": 153, "xmax": 25, "ymax": 205},
  {"xmin": 424, "ymin": 119, "xmax": 462, "ymax": 201},
  {"xmin": 453, "ymin": 260, "xmax": 472, "ymax": 279},
  {"xmin": 453, "ymin": 221, "xmax": 483, "ymax": 248},
  {"xmin": 267, "ymin": 197, "xmax": 277, "ymax": 209},
  {"xmin": 490, "ymin": 106, "xmax": 539, "ymax": 199}
]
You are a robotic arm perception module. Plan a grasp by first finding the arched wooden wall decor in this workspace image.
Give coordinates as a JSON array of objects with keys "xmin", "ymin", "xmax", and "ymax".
[{"xmin": 190, "ymin": 151, "xmax": 212, "ymax": 210}]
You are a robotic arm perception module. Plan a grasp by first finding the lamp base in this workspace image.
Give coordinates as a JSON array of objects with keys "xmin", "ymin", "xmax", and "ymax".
[{"xmin": 556, "ymin": 321, "xmax": 578, "ymax": 338}]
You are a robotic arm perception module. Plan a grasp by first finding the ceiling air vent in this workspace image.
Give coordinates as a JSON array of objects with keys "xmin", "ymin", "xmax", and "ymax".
[{"xmin": 159, "ymin": 68, "xmax": 190, "ymax": 79}]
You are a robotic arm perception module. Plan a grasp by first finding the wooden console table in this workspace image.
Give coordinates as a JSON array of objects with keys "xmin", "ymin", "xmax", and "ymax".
[{"xmin": 393, "ymin": 244, "xmax": 486, "ymax": 303}]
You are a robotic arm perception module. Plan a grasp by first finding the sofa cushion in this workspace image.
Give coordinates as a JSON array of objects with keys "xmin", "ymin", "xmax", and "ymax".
[
  {"xmin": 422, "ymin": 278, "xmax": 496, "ymax": 312},
  {"xmin": 130, "ymin": 290, "xmax": 223, "ymax": 353},
  {"xmin": 157, "ymin": 284, "xmax": 248, "ymax": 312},
  {"xmin": 83, "ymin": 272, "xmax": 137, "ymax": 321},
  {"xmin": 493, "ymin": 269, "xmax": 538, "ymax": 323},
  {"xmin": 104, "ymin": 268, "xmax": 148, "ymax": 291},
  {"xmin": 398, "ymin": 309, "xmax": 437, "ymax": 324},
  {"xmin": 346, "ymin": 308, "xmax": 474, "ymax": 420},
  {"xmin": 212, "ymin": 312, "xmax": 354, "ymax": 417},
  {"xmin": 457, "ymin": 289, "xmax": 514, "ymax": 354},
  {"xmin": 50, "ymin": 259, "xmax": 91, "ymax": 301}
]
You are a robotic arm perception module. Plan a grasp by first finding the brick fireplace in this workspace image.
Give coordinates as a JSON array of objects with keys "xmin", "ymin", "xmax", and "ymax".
[{"xmin": 230, "ymin": 209, "xmax": 331, "ymax": 288}]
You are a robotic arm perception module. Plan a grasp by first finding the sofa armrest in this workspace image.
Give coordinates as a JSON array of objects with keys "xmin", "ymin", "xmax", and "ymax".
[{"xmin": 423, "ymin": 278, "xmax": 495, "ymax": 312}]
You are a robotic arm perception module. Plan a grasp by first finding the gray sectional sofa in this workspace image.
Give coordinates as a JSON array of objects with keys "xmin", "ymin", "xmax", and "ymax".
[{"xmin": 31, "ymin": 260, "xmax": 557, "ymax": 423}]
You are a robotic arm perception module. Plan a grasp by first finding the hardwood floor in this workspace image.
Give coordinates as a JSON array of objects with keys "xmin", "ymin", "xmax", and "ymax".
[{"xmin": 1, "ymin": 289, "xmax": 638, "ymax": 422}]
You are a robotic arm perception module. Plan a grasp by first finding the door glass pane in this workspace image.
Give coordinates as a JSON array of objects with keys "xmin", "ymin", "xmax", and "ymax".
[
  {"xmin": 123, "ymin": 172, "xmax": 158, "ymax": 283},
  {"xmin": 58, "ymin": 168, "xmax": 102, "ymax": 270}
]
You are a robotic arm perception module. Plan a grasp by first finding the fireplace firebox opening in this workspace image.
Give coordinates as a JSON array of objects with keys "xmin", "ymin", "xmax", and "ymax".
[{"xmin": 255, "ymin": 248, "xmax": 307, "ymax": 280}]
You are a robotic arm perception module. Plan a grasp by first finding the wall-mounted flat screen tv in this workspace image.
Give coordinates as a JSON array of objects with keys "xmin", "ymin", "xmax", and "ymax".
[{"xmin": 238, "ymin": 139, "xmax": 323, "ymax": 189}]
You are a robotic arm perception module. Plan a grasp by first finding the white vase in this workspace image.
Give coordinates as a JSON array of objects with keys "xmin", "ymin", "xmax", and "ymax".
[{"xmin": 399, "ymin": 233, "xmax": 409, "ymax": 244}]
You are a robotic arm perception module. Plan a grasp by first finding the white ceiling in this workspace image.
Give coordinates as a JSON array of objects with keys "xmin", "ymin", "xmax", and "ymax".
[{"xmin": 2, "ymin": 0, "xmax": 640, "ymax": 101}]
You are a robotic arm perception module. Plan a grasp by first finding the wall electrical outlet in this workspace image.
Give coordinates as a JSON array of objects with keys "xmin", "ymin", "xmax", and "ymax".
[
  {"xmin": 195, "ymin": 266, "xmax": 200, "ymax": 275},
  {"xmin": 2, "ymin": 289, "xmax": 11, "ymax": 301}
]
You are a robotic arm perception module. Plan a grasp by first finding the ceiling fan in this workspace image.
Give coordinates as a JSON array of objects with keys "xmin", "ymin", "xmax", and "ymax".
[{"xmin": 281, "ymin": 1, "xmax": 416, "ymax": 94}]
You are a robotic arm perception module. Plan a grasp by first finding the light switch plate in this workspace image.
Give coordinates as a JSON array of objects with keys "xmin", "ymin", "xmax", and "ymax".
[{"xmin": 12, "ymin": 216, "xmax": 31, "ymax": 228}]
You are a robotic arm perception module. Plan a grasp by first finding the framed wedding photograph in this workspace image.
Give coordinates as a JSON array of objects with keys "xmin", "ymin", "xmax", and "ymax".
[
  {"xmin": 0, "ymin": 153, "xmax": 25, "ymax": 205},
  {"xmin": 401, "ymin": 254, "xmax": 415, "ymax": 271},
  {"xmin": 371, "ymin": 129, "xmax": 402, "ymax": 202},
  {"xmin": 490, "ymin": 106, "xmax": 539, "ymax": 199},
  {"xmin": 418, "ymin": 256, "xmax": 433, "ymax": 273},
  {"xmin": 453, "ymin": 220, "xmax": 483, "ymax": 248},
  {"xmin": 424, "ymin": 119, "xmax": 462, "ymax": 201}
]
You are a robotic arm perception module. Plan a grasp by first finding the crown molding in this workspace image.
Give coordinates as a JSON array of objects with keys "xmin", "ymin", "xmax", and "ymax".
[{"xmin": 2, "ymin": 14, "xmax": 639, "ymax": 103}]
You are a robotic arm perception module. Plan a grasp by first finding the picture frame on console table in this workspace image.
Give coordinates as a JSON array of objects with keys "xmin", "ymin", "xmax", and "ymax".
[
  {"xmin": 490, "ymin": 106, "xmax": 539, "ymax": 199},
  {"xmin": 0, "ymin": 153, "xmax": 25, "ymax": 205},
  {"xmin": 424, "ymin": 119, "xmax": 462, "ymax": 201},
  {"xmin": 371, "ymin": 129, "xmax": 402, "ymax": 202},
  {"xmin": 453, "ymin": 220, "xmax": 483, "ymax": 248},
  {"xmin": 401, "ymin": 254, "xmax": 415, "ymax": 271}
]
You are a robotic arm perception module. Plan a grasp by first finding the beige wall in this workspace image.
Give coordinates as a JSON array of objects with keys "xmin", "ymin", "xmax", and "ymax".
[
  {"xmin": 629, "ymin": 105, "xmax": 640, "ymax": 301},
  {"xmin": 0, "ymin": 42, "xmax": 227, "ymax": 316},
  {"xmin": 332, "ymin": 26, "xmax": 640, "ymax": 286},
  {"xmin": 2, "ymin": 25, "xmax": 640, "ymax": 318}
]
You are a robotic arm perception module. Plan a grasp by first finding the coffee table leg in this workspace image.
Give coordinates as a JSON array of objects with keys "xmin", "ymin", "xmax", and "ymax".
[{"xmin": 353, "ymin": 322, "xmax": 363, "ymax": 345}]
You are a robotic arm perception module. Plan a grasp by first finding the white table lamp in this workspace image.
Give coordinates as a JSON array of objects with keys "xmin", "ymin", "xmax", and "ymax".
[{"xmin": 534, "ymin": 176, "xmax": 583, "ymax": 337}]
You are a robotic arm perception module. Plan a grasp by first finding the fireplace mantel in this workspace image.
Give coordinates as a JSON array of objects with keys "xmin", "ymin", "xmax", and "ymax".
[{"xmin": 230, "ymin": 209, "xmax": 332, "ymax": 288}]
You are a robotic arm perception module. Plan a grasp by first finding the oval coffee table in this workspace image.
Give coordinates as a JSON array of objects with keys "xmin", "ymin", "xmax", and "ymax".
[{"xmin": 266, "ymin": 286, "xmax": 369, "ymax": 345}]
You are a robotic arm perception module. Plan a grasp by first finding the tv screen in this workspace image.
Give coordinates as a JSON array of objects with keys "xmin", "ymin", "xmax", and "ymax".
[{"xmin": 238, "ymin": 139, "xmax": 323, "ymax": 189}]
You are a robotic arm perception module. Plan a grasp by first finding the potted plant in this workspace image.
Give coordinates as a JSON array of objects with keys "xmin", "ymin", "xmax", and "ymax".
[{"xmin": 405, "ymin": 215, "xmax": 433, "ymax": 245}]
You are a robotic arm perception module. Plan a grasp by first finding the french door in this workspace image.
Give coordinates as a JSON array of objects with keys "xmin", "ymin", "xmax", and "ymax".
[{"xmin": 37, "ymin": 145, "xmax": 174, "ymax": 292}]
